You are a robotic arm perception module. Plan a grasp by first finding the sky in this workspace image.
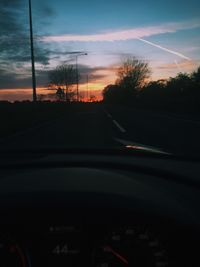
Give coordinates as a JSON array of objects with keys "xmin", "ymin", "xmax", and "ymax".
[{"xmin": 0, "ymin": 0, "xmax": 200, "ymax": 101}]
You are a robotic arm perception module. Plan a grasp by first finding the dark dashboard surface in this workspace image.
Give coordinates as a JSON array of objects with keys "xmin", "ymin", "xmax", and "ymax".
[{"xmin": 0, "ymin": 151, "xmax": 200, "ymax": 267}]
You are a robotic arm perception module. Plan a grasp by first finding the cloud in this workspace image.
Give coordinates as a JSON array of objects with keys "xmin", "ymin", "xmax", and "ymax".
[
  {"xmin": 0, "ymin": 0, "xmax": 53, "ymax": 69},
  {"xmin": 0, "ymin": 64, "xmax": 116, "ymax": 90},
  {"xmin": 37, "ymin": 5, "xmax": 56, "ymax": 17},
  {"xmin": 68, "ymin": 64, "xmax": 112, "ymax": 82},
  {"xmin": 174, "ymin": 60, "xmax": 182, "ymax": 71},
  {"xmin": 0, "ymin": 67, "xmax": 49, "ymax": 89},
  {"xmin": 0, "ymin": 1, "xmax": 22, "ymax": 34},
  {"xmin": 41, "ymin": 19, "xmax": 200, "ymax": 60},
  {"xmin": 0, "ymin": 0, "xmax": 59, "ymax": 90},
  {"xmin": 32, "ymin": 2, "xmax": 56, "ymax": 30},
  {"xmin": 157, "ymin": 59, "xmax": 196, "ymax": 70},
  {"xmin": 41, "ymin": 19, "xmax": 200, "ymax": 43},
  {"xmin": 0, "ymin": 68, "xmax": 31, "ymax": 89}
]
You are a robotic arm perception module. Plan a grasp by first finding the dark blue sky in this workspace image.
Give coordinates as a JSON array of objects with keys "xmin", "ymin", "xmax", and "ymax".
[{"xmin": 34, "ymin": 0, "xmax": 200, "ymax": 34}]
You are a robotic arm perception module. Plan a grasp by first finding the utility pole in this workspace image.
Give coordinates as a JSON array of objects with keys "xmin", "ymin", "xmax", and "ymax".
[
  {"xmin": 75, "ymin": 56, "xmax": 79, "ymax": 102},
  {"xmin": 75, "ymin": 53, "xmax": 87, "ymax": 102},
  {"xmin": 28, "ymin": 0, "xmax": 37, "ymax": 102},
  {"xmin": 86, "ymin": 74, "xmax": 89, "ymax": 101}
]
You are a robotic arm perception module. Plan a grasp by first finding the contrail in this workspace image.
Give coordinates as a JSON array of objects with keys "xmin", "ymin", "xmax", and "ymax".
[{"xmin": 137, "ymin": 38, "xmax": 191, "ymax": 60}]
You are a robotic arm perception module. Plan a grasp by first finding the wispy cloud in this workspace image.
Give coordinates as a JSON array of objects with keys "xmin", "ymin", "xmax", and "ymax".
[
  {"xmin": 174, "ymin": 60, "xmax": 182, "ymax": 71},
  {"xmin": 158, "ymin": 59, "xmax": 195, "ymax": 70},
  {"xmin": 41, "ymin": 19, "xmax": 200, "ymax": 43},
  {"xmin": 41, "ymin": 19, "xmax": 200, "ymax": 60},
  {"xmin": 0, "ymin": 0, "xmax": 53, "ymax": 69}
]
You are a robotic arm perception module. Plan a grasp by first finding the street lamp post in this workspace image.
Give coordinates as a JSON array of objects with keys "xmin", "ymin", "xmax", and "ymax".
[
  {"xmin": 75, "ymin": 53, "xmax": 87, "ymax": 102},
  {"xmin": 87, "ymin": 74, "xmax": 93, "ymax": 102},
  {"xmin": 28, "ymin": 0, "xmax": 37, "ymax": 102},
  {"xmin": 86, "ymin": 74, "xmax": 89, "ymax": 101},
  {"xmin": 75, "ymin": 55, "xmax": 79, "ymax": 101}
]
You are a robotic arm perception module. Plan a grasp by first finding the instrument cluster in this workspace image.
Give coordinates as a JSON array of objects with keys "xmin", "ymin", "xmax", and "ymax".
[{"xmin": 0, "ymin": 224, "xmax": 182, "ymax": 267}]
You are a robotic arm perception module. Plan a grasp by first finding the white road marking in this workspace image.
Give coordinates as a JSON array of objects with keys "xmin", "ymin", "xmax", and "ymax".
[
  {"xmin": 114, "ymin": 137, "xmax": 171, "ymax": 155},
  {"xmin": 103, "ymin": 108, "xmax": 126, "ymax": 133},
  {"xmin": 103, "ymin": 109, "xmax": 113, "ymax": 119},
  {"xmin": 112, "ymin": 120, "xmax": 126, "ymax": 133}
]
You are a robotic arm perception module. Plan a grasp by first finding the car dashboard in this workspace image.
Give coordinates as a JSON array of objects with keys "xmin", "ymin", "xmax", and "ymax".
[
  {"xmin": 0, "ymin": 151, "xmax": 200, "ymax": 267},
  {"xmin": 1, "ymin": 206, "xmax": 199, "ymax": 267}
]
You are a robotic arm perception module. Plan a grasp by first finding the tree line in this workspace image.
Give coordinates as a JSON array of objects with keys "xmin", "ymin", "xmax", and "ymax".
[{"xmin": 103, "ymin": 57, "xmax": 200, "ymax": 114}]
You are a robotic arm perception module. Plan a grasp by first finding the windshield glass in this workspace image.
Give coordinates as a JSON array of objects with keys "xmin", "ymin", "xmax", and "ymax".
[{"xmin": 0, "ymin": 0, "xmax": 200, "ymax": 156}]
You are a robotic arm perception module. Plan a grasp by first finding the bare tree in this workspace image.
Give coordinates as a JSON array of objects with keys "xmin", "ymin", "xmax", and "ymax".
[
  {"xmin": 116, "ymin": 57, "xmax": 151, "ymax": 92},
  {"xmin": 48, "ymin": 64, "xmax": 77, "ymax": 101},
  {"xmin": 56, "ymin": 88, "xmax": 65, "ymax": 101}
]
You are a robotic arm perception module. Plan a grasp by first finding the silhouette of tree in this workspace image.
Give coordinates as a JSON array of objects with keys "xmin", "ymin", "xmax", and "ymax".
[
  {"xmin": 48, "ymin": 64, "xmax": 77, "ymax": 101},
  {"xmin": 37, "ymin": 94, "xmax": 46, "ymax": 101},
  {"xmin": 141, "ymin": 79, "xmax": 167, "ymax": 98},
  {"xmin": 68, "ymin": 91, "xmax": 76, "ymax": 101},
  {"xmin": 116, "ymin": 57, "xmax": 151, "ymax": 94},
  {"xmin": 103, "ymin": 84, "xmax": 122, "ymax": 103},
  {"xmin": 90, "ymin": 95, "xmax": 97, "ymax": 102},
  {"xmin": 103, "ymin": 57, "xmax": 150, "ymax": 104},
  {"xmin": 56, "ymin": 87, "xmax": 65, "ymax": 101},
  {"xmin": 166, "ymin": 73, "xmax": 192, "ymax": 96},
  {"xmin": 103, "ymin": 62, "xmax": 200, "ymax": 114},
  {"xmin": 191, "ymin": 67, "xmax": 200, "ymax": 88}
]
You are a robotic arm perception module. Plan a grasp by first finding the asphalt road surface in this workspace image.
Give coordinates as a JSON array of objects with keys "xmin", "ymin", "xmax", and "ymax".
[{"xmin": 1, "ymin": 103, "xmax": 200, "ymax": 156}]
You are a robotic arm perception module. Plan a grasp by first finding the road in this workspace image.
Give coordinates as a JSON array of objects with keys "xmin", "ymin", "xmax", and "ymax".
[{"xmin": 1, "ymin": 103, "xmax": 200, "ymax": 156}]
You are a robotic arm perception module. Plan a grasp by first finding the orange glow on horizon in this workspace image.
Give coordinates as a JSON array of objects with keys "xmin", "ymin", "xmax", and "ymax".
[
  {"xmin": 0, "ymin": 86, "xmax": 104, "ymax": 102},
  {"xmin": 2, "ymin": 57, "xmax": 196, "ymax": 102}
]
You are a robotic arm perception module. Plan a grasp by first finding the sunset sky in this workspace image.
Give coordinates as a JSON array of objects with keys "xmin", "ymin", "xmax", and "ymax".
[{"xmin": 0, "ymin": 0, "xmax": 200, "ymax": 101}]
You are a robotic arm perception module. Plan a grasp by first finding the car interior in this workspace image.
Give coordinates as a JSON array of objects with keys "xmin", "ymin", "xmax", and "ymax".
[{"xmin": 0, "ymin": 149, "xmax": 199, "ymax": 267}]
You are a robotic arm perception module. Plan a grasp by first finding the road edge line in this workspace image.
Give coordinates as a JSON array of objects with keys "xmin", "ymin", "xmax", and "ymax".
[{"xmin": 112, "ymin": 120, "xmax": 126, "ymax": 133}]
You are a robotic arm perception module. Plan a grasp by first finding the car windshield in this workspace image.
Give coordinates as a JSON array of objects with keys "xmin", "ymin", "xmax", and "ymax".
[{"xmin": 0, "ymin": 0, "xmax": 200, "ymax": 157}]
